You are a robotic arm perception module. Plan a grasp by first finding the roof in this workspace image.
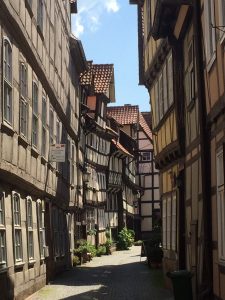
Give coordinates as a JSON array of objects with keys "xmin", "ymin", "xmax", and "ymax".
[
  {"xmin": 80, "ymin": 62, "xmax": 114, "ymax": 96},
  {"xmin": 107, "ymin": 105, "xmax": 139, "ymax": 124},
  {"xmin": 139, "ymin": 113, "xmax": 152, "ymax": 140},
  {"xmin": 112, "ymin": 139, "xmax": 133, "ymax": 158},
  {"xmin": 142, "ymin": 112, "xmax": 152, "ymax": 129}
]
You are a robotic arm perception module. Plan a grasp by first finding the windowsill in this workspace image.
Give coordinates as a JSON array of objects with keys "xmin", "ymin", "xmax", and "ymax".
[
  {"xmin": 28, "ymin": 259, "xmax": 36, "ymax": 267},
  {"xmin": 15, "ymin": 261, "xmax": 25, "ymax": 270},
  {"xmin": 18, "ymin": 135, "xmax": 29, "ymax": 148},
  {"xmin": 31, "ymin": 147, "xmax": 39, "ymax": 158},
  {"xmin": 1, "ymin": 122, "xmax": 15, "ymax": 136},
  {"xmin": 206, "ymin": 52, "xmax": 216, "ymax": 73}
]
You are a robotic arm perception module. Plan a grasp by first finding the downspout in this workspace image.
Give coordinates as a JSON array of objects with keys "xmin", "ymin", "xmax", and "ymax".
[{"xmin": 193, "ymin": 1, "xmax": 212, "ymax": 299}]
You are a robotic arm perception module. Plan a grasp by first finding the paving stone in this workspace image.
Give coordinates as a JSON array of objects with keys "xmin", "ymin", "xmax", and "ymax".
[{"xmin": 26, "ymin": 246, "xmax": 174, "ymax": 300}]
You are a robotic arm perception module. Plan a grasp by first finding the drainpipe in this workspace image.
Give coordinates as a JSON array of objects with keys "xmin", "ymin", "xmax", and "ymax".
[{"xmin": 193, "ymin": 1, "xmax": 213, "ymax": 299}]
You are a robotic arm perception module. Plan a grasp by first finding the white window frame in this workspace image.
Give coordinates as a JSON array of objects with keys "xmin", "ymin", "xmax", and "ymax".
[
  {"xmin": 26, "ymin": 197, "xmax": 34, "ymax": 261},
  {"xmin": 37, "ymin": 200, "xmax": 46, "ymax": 259},
  {"xmin": 216, "ymin": 148, "xmax": 225, "ymax": 262},
  {"xmin": 12, "ymin": 192, "xmax": 23, "ymax": 263},
  {"xmin": 204, "ymin": 0, "xmax": 216, "ymax": 68},
  {"xmin": 20, "ymin": 63, "xmax": 28, "ymax": 138},
  {"xmin": 32, "ymin": 82, "xmax": 39, "ymax": 148},
  {"xmin": 41, "ymin": 96, "xmax": 47, "ymax": 157},
  {"xmin": 3, "ymin": 37, "xmax": 13, "ymax": 125},
  {"xmin": 0, "ymin": 192, "xmax": 6, "ymax": 269}
]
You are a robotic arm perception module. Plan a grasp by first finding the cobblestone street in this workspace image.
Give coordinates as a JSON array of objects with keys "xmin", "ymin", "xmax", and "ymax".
[{"xmin": 27, "ymin": 246, "xmax": 173, "ymax": 300}]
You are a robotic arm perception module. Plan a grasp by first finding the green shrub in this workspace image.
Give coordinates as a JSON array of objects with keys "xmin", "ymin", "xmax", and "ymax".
[
  {"xmin": 116, "ymin": 227, "xmax": 135, "ymax": 250},
  {"xmin": 74, "ymin": 241, "xmax": 97, "ymax": 258},
  {"xmin": 96, "ymin": 245, "xmax": 106, "ymax": 256},
  {"xmin": 105, "ymin": 239, "xmax": 112, "ymax": 255},
  {"xmin": 73, "ymin": 255, "xmax": 80, "ymax": 266}
]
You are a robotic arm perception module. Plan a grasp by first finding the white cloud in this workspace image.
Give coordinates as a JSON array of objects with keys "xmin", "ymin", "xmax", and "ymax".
[
  {"xmin": 73, "ymin": 15, "xmax": 84, "ymax": 37},
  {"xmin": 105, "ymin": 0, "xmax": 120, "ymax": 13},
  {"xmin": 72, "ymin": 0, "xmax": 120, "ymax": 37}
]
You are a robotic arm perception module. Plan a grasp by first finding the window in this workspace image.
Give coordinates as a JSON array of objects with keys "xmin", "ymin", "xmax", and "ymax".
[
  {"xmin": 204, "ymin": 0, "xmax": 216, "ymax": 65},
  {"xmin": 56, "ymin": 119, "xmax": 60, "ymax": 144},
  {"xmin": 37, "ymin": 0, "xmax": 44, "ymax": 32},
  {"xmin": 13, "ymin": 193, "xmax": 23, "ymax": 262},
  {"xmin": 171, "ymin": 192, "xmax": 177, "ymax": 251},
  {"xmin": 3, "ymin": 38, "xmax": 13, "ymax": 124},
  {"xmin": 218, "ymin": 0, "xmax": 225, "ymax": 39},
  {"xmin": 41, "ymin": 96, "xmax": 47, "ymax": 157},
  {"xmin": 26, "ymin": 198, "xmax": 34, "ymax": 260},
  {"xmin": 167, "ymin": 53, "xmax": 174, "ymax": 107},
  {"xmin": 32, "ymin": 82, "xmax": 38, "ymax": 147},
  {"xmin": 49, "ymin": 108, "xmax": 54, "ymax": 146},
  {"xmin": 0, "ymin": 193, "xmax": 6, "ymax": 268},
  {"xmin": 20, "ymin": 63, "xmax": 28, "ymax": 137},
  {"xmin": 142, "ymin": 152, "xmax": 151, "ymax": 161},
  {"xmin": 37, "ymin": 200, "xmax": 45, "ymax": 259},
  {"xmin": 71, "ymin": 143, "xmax": 76, "ymax": 185},
  {"xmin": 185, "ymin": 40, "xmax": 195, "ymax": 107},
  {"xmin": 216, "ymin": 148, "xmax": 225, "ymax": 261}
]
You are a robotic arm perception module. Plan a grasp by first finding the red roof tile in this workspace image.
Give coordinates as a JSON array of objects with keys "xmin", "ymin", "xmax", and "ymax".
[
  {"xmin": 107, "ymin": 105, "xmax": 139, "ymax": 124},
  {"xmin": 139, "ymin": 113, "xmax": 152, "ymax": 140},
  {"xmin": 80, "ymin": 62, "xmax": 114, "ymax": 94}
]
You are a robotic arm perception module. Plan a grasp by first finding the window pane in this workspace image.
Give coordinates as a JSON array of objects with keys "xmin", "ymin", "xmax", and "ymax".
[
  {"xmin": 4, "ymin": 40, "xmax": 12, "ymax": 83},
  {"xmin": 15, "ymin": 230, "xmax": 22, "ymax": 260},
  {"xmin": 0, "ymin": 231, "xmax": 6, "ymax": 263},
  {"xmin": 42, "ymin": 97, "xmax": 47, "ymax": 125},
  {"xmin": 32, "ymin": 83, "xmax": 38, "ymax": 115},
  {"xmin": 32, "ymin": 116, "xmax": 38, "ymax": 147},
  {"xmin": 4, "ymin": 83, "xmax": 12, "ymax": 124},
  {"xmin": 0, "ymin": 195, "xmax": 4, "ymax": 226},
  {"xmin": 14, "ymin": 195, "xmax": 21, "ymax": 226},
  {"xmin": 42, "ymin": 128, "xmax": 46, "ymax": 156},
  {"xmin": 28, "ymin": 231, "xmax": 34, "ymax": 259},
  {"xmin": 20, "ymin": 100, "xmax": 28, "ymax": 137}
]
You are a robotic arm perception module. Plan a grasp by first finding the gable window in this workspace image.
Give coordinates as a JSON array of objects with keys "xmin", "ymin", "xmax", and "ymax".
[
  {"xmin": 37, "ymin": 0, "xmax": 44, "ymax": 32},
  {"xmin": 32, "ymin": 82, "xmax": 38, "ymax": 147},
  {"xmin": 142, "ymin": 152, "xmax": 151, "ymax": 161},
  {"xmin": 26, "ymin": 198, "xmax": 34, "ymax": 260},
  {"xmin": 204, "ymin": 0, "xmax": 216, "ymax": 65},
  {"xmin": 216, "ymin": 148, "xmax": 225, "ymax": 261},
  {"xmin": 20, "ymin": 63, "xmax": 28, "ymax": 138},
  {"xmin": 0, "ymin": 193, "xmax": 6, "ymax": 268},
  {"xmin": 13, "ymin": 193, "xmax": 23, "ymax": 263},
  {"xmin": 3, "ymin": 38, "xmax": 13, "ymax": 124},
  {"xmin": 41, "ymin": 96, "xmax": 47, "ymax": 157},
  {"xmin": 37, "ymin": 200, "xmax": 45, "ymax": 259}
]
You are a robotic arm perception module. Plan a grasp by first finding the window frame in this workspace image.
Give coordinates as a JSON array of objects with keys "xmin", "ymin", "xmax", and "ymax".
[
  {"xmin": 26, "ymin": 197, "xmax": 34, "ymax": 261},
  {"xmin": 216, "ymin": 147, "xmax": 225, "ymax": 262},
  {"xmin": 3, "ymin": 37, "xmax": 13, "ymax": 125},
  {"xmin": 19, "ymin": 63, "xmax": 28, "ymax": 138},
  {"xmin": 41, "ymin": 96, "xmax": 47, "ymax": 157},
  {"xmin": 0, "ymin": 192, "xmax": 6, "ymax": 268},
  {"xmin": 32, "ymin": 81, "xmax": 39, "ymax": 148},
  {"xmin": 12, "ymin": 192, "xmax": 23, "ymax": 264},
  {"xmin": 37, "ymin": 200, "xmax": 46, "ymax": 260},
  {"xmin": 204, "ymin": 0, "xmax": 216, "ymax": 68}
]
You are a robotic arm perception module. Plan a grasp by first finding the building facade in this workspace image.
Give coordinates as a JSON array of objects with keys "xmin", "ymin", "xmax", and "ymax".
[
  {"xmin": 107, "ymin": 105, "xmax": 159, "ymax": 240},
  {"xmin": 132, "ymin": 0, "xmax": 225, "ymax": 299},
  {"xmin": 0, "ymin": 0, "xmax": 86, "ymax": 298}
]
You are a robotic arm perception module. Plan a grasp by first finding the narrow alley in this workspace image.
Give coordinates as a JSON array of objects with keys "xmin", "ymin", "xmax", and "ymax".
[{"xmin": 27, "ymin": 247, "xmax": 173, "ymax": 300}]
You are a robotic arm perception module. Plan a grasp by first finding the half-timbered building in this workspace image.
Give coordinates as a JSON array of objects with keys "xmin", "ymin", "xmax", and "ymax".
[
  {"xmin": 0, "ymin": 0, "xmax": 87, "ymax": 298},
  {"xmin": 80, "ymin": 62, "xmax": 115, "ymax": 246},
  {"xmin": 107, "ymin": 105, "xmax": 159, "ymax": 240}
]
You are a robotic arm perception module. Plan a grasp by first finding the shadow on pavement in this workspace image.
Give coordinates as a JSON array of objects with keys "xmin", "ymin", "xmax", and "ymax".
[{"xmin": 50, "ymin": 260, "xmax": 173, "ymax": 300}]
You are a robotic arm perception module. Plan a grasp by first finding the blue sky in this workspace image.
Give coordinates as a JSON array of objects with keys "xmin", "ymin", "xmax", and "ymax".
[{"xmin": 71, "ymin": 0, "xmax": 150, "ymax": 112}]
